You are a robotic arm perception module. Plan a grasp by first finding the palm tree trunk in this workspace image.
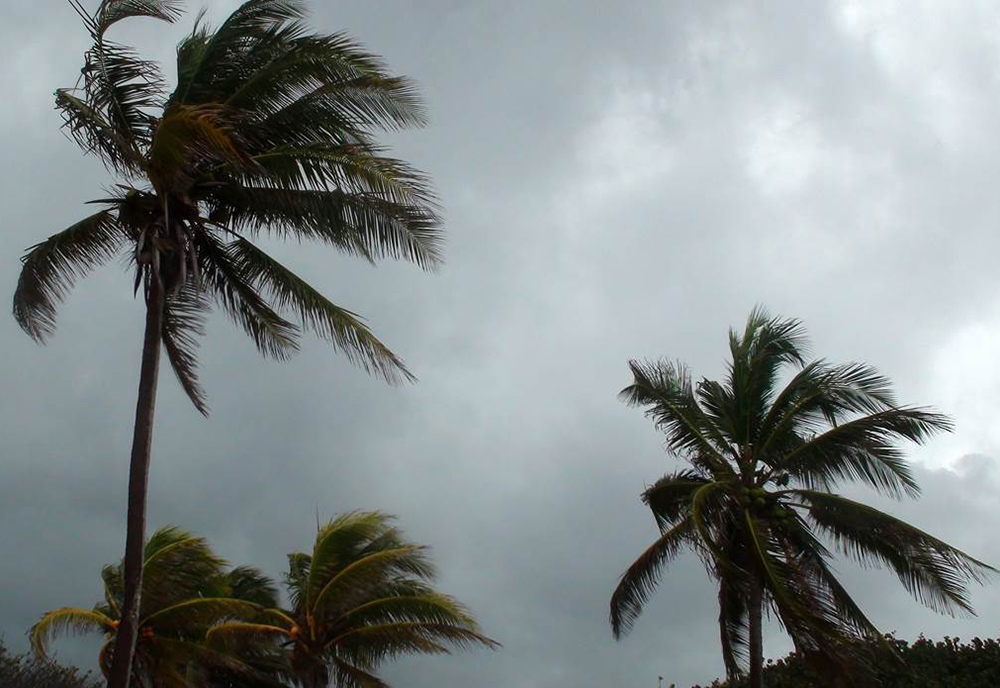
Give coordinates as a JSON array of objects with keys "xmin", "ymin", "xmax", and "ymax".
[
  {"xmin": 108, "ymin": 279, "xmax": 164, "ymax": 688},
  {"xmin": 748, "ymin": 568, "xmax": 764, "ymax": 688}
]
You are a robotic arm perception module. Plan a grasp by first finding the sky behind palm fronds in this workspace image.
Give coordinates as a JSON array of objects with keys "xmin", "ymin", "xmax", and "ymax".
[{"xmin": 3, "ymin": 2, "xmax": 1000, "ymax": 687}]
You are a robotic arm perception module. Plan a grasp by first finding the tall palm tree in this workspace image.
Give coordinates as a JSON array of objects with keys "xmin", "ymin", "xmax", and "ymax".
[
  {"xmin": 13, "ymin": 2, "xmax": 441, "ymax": 685},
  {"xmin": 208, "ymin": 512, "xmax": 499, "ymax": 688},
  {"xmin": 31, "ymin": 526, "xmax": 277, "ymax": 687},
  {"xmin": 609, "ymin": 308, "xmax": 995, "ymax": 688}
]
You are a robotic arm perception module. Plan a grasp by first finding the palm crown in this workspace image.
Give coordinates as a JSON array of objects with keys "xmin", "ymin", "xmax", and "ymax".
[
  {"xmin": 14, "ymin": 0, "xmax": 441, "ymax": 413},
  {"xmin": 31, "ymin": 526, "xmax": 275, "ymax": 686},
  {"xmin": 609, "ymin": 308, "xmax": 995, "ymax": 682},
  {"xmin": 208, "ymin": 511, "xmax": 499, "ymax": 688}
]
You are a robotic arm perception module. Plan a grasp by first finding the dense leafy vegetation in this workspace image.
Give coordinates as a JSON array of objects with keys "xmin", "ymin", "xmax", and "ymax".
[
  {"xmin": 0, "ymin": 642, "xmax": 100, "ymax": 688},
  {"xmin": 692, "ymin": 634, "xmax": 1000, "ymax": 688}
]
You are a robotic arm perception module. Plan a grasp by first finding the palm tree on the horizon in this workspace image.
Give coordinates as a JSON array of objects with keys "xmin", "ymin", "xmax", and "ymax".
[
  {"xmin": 609, "ymin": 307, "xmax": 995, "ymax": 688},
  {"xmin": 31, "ymin": 526, "xmax": 278, "ymax": 687},
  {"xmin": 13, "ymin": 2, "xmax": 442, "ymax": 686},
  {"xmin": 207, "ymin": 511, "xmax": 499, "ymax": 688}
]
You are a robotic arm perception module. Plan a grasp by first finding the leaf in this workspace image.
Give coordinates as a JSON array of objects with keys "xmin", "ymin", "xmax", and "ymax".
[
  {"xmin": 94, "ymin": 0, "xmax": 184, "ymax": 38},
  {"xmin": 30, "ymin": 608, "xmax": 116, "ymax": 658},
  {"xmin": 229, "ymin": 237, "xmax": 415, "ymax": 383},
  {"xmin": 192, "ymin": 229, "xmax": 300, "ymax": 359},
  {"xmin": 777, "ymin": 408, "xmax": 951, "ymax": 499},
  {"xmin": 142, "ymin": 598, "xmax": 261, "ymax": 633},
  {"xmin": 14, "ymin": 209, "xmax": 125, "ymax": 341},
  {"xmin": 161, "ymin": 281, "xmax": 210, "ymax": 415},
  {"xmin": 610, "ymin": 518, "xmax": 694, "ymax": 639},
  {"xmin": 211, "ymin": 184, "xmax": 441, "ymax": 269},
  {"xmin": 795, "ymin": 490, "xmax": 997, "ymax": 615}
]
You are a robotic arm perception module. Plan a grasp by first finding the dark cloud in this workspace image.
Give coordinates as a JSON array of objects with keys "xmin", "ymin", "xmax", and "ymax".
[{"xmin": 3, "ymin": 1, "xmax": 1000, "ymax": 687}]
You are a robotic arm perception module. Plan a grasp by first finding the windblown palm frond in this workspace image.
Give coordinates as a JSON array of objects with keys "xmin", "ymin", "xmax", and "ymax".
[
  {"xmin": 14, "ymin": 209, "xmax": 126, "ymax": 341},
  {"xmin": 610, "ymin": 307, "xmax": 995, "ymax": 685}
]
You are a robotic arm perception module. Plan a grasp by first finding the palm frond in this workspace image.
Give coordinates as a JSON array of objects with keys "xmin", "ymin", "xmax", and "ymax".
[
  {"xmin": 101, "ymin": 564, "xmax": 123, "ymax": 618},
  {"xmin": 209, "ymin": 184, "xmax": 441, "ymax": 268},
  {"xmin": 229, "ymin": 237, "xmax": 414, "ymax": 383},
  {"xmin": 206, "ymin": 621, "xmax": 292, "ymax": 652},
  {"xmin": 330, "ymin": 621, "xmax": 498, "ymax": 657},
  {"xmin": 54, "ymin": 89, "xmax": 146, "ymax": 175},
  {"xmin": 621, "ymin": 359, "xmax": 738, "ymax": 477},
  {"xmin": 610, "ymin": 518, "xmax": 694, "ymax": 639},
  {"xmin": 151, "ymin": 636, "xmax": 266, "ymax": 681},
  {"xmin": 337, "ymin": 593, "xmax": 478, "ymax": 631},
  {"xmin": 690, "ymin": 482, "xmax": 736, "ymax": 565},
  {"xmin": 161, "ymin": 280, "xmax": 210, "ymax": 415},
  {"xmin": 192, "ymin": 229, "xmax": 300, "ymax": 359},
  {"xmin": 305, "ymin": 512, "xmax": 417, "ymax": 609},
  {"xmin": 794, "ymin": 490, "xmax": 996, "ymax": 615},
  {"xmin": 221, "ymin": 29, "xmax": 427, "ymax": 124},
  {"xmin": 138, "ymin": 527, "xmax": 228, "ymax": 615},
  {"xmin": 777, "ymin": 510, "xmax": 882, "ymax": 641},
  {"xmin": 726, "ymin": 307, "xmax": 808, "ymax": 445},
  {"xmin": 141, "ymin": 598, "xmax": 261, "ymax": 633},
  {"xmin": 215, "ymin": 144, "xmax": 438, "ymax": 223},
  {"xmin": 758, "ymin": 362, "xmax": 903, "ymax": 460},
  {"xmin": 30, "ymin": 608, "xmax": 116, "ymax": 658},
  {"xmin": 641, "ymin": 470, "xmax": 709, "ymax": 530},
  {"xmin": 173, "ymin": 0, "xmax": 308, "ymax": 105},
  {"xmin": 226, "ymin": 566, "xmax": 281, "ymax": 608},
  {"xmin": 284, "ymin": 552, "xmax": 311, "ymax": 611},
  {"xmin": 743, "ymin": 512, "xmax": 841, "ymax": 656},
  {"xmin": 717, "ymin": 567, "xmax": 749, "ymax": 679},
  {"xmin": 94, "ymin": 0, "xmax": 184, "ymax": 37},
  {"xmin": 777, "ymin": 408, "xmax": 951, "ymax": 498},
  {"xmin": 14, "ymin": 208, "xmax": 125, "ymax": 341},
  {"xmin": 312, "ymin": 546, "xmax": 430, "ymax": 617},
  {"xmin": 71, "ymin": 21, "xmax": 169, "ymax": 171},
  {"xmin": 148, "ymin": 103, "xmax": 251, "ymax": 193},
  {"xmin": 331, "ymin": 658, "xmax": 391, "ymax": 688}
]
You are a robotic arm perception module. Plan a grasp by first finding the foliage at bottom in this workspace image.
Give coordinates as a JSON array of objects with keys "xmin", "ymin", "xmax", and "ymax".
[{"xmin": 692, "ymin": 634, "xmax": 1000, "ymax": 688}]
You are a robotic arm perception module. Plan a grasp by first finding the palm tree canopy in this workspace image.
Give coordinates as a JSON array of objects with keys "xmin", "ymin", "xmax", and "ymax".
[
  {"xmin": 14, "ymin": 0, "xmax": 442, "ymax": 413},
  {"xmin": 610, "ymin": 307, "xmax": 995, "ymax": 677},
  {"xmin": 31, "ymin": 526, "xmax": 273, "ymax": 685},
  {"xmin": 209, "ymin": 512, "xmax": 498, "ymax": 688}
]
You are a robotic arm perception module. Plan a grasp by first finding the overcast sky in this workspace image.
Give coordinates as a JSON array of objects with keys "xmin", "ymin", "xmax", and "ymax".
[{"xmin": 3, "ymin": 1, "xmax": 1000, "ymax": 686}]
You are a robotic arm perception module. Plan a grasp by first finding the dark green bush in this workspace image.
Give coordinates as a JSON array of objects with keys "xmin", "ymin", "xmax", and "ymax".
[
  {"xmin": 0, "ymin": 642, "xmax": 100, "ymax": 688},
  {"xmin": 692, "ymin": 635, "xmax": 1000, "ymax": 688}
]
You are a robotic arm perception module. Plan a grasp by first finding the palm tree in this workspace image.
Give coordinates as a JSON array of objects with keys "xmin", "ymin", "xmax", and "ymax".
[
  {"xmin": 609, "ymin": 307, "xmax": 995, "ymax": 688},
  {"xmin": 31, "ymin": 526, "xmax": 277, "ymax": 687},
  {"xmin": 208, "ymin": 512, "xmax": 499, "ymax": 688},
  {"xmin": 13, "ymin": 2, "xmax": 441, "ymax": 685}
]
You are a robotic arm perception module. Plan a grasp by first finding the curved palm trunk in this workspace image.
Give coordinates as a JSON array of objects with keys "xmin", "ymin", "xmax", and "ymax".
[
  {"xmin": 748, "ymin": 569, "xmax": 764, "ymax": 688},
  {"xmin": 108, "ymin": 280, "xmax": 164, "ymax": 688}
]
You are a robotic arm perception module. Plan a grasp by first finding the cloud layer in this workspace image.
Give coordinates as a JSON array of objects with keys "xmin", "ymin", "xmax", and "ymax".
[{"xmin": 2, "ymin": 1, "xmax": 1000, "ymax": 686}]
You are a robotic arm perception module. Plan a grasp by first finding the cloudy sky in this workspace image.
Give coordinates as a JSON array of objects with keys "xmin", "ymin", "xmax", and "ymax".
[{"xmin": 3, "ymin": 1, "xmax": 1000, "ymax": 686}]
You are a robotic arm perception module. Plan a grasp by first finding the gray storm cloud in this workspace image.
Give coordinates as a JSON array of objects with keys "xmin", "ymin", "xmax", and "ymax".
[{"xmin": 2, "ymin": 2, "xmax": 1000, "ymax": 687}]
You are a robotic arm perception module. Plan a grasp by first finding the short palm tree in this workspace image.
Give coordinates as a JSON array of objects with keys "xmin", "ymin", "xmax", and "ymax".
[
  {"xmin": 14, "ymin": 2, "xmax": 441, "ymax": 685},
  {"xmin": 609, "ymin": 308, "xmax": 995, "ymax": 688},
  {"xmin": 208, "ymin": 512, "xmax": 499, "ymax": 688},
  {"xmin": 32, "ymin": 526, "xmax": 276, "ymax": 687}
]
